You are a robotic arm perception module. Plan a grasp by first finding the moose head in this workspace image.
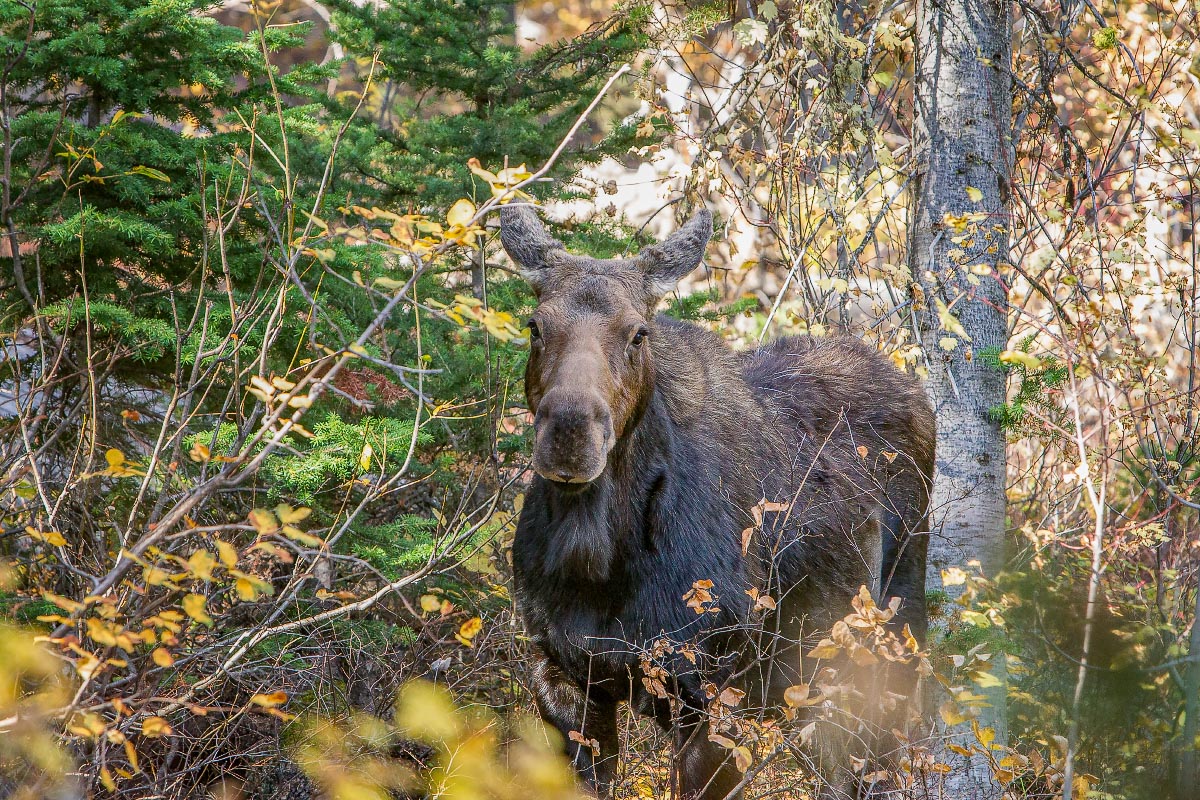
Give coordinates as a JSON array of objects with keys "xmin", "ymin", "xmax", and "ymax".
[{"xmin": 499, "ymin": 204, "xmax": 713, "ymax": 489}]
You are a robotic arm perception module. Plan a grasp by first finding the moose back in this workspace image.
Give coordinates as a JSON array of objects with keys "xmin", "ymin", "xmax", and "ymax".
[{"xmin": 501, "ymin": 205, "xmax": 935, "ymax": 799}]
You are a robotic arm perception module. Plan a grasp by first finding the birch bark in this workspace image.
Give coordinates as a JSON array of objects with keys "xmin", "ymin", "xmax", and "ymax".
[{"xmin": 909, "ymin": 0, "xmax": 1013, "ymax": 796}]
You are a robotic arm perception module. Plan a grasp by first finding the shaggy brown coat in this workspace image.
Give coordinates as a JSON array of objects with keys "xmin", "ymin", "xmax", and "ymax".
[{"xmin": 502, "ymin": 205, "xmax": 935, "ymax": 800}]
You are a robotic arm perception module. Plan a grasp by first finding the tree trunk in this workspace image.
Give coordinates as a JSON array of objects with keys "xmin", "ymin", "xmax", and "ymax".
[{"xmin": 909, "ymin": 0, "xmax": 1012, "ymax": 795}]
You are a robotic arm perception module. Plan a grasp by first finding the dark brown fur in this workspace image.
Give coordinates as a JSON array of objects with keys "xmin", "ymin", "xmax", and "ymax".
[{"xmin": 501, "ymin": 206, "xmax": 935, "ymax": 799}]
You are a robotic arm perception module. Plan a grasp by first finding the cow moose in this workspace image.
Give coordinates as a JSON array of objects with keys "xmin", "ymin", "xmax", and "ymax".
[{"xmin": 501, "ymin": 205, "xmax": 936, "ymax": 800}]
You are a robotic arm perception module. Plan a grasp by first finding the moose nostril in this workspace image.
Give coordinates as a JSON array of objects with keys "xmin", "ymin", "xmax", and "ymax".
[{"xmin": 557, "ymin": 471, "xmax": 572, "ymax": 483}]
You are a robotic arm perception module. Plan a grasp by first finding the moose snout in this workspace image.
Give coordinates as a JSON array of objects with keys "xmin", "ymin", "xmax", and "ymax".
[{"xmin": 532, "ymin": 390, "xmax": 615, "ymax": 485}]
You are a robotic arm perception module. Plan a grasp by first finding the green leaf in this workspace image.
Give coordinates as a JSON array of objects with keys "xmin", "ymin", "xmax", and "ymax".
[{"xmin": 130, "ymin": 165, "xmax": 171, "ymax": 183}]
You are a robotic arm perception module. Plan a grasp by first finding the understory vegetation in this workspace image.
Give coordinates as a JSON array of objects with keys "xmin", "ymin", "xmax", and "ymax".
[{"xmin": 1, "ymin": 1, "xmax": 1198, "ymax": 799}]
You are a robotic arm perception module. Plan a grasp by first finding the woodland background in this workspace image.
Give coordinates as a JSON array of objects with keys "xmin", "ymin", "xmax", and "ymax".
[{"xmin": 1, "ymin": 0, "xmax": 1199, "ymax": 799}]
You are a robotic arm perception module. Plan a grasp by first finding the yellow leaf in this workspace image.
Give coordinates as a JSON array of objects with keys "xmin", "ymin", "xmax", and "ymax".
[
  {"xmin": 965, "ymin": 186, "xmax": 983, "ymax": 202},
  {"xmin": 784, "ymin": 684, "xmax": 811, "ymax": 707},
  {"xmin": 140, "ymin": 717, "xmax": 172, "ymax": 738},
  {"xmin": 282, "ymin": 525, "xmax": 324, "ymax": 548},
  {"xmin": 807, "ymin": 639, "xmax": 841, "ymax": 660},
  {"xmin": 396, "ymin": 680, "xmax": 463, "ymax": 744},
  {"xmin": 939, "ymin": 700, "xmax": 970, "ymax": 727},
  {"xmin": 849, "ymin": 644, "xmax": 879, "ymax": 666},
  {"xmin": 235, "ymin": 578, "xmax": 259, "ymax": 601},
  {"xmin": 941, "ymin": 566, "xmax": 969, "ymax": 586},
  {"xmin": 249, "ymin": 508, "xmax": 278, "ymax": 535},
  {"xmin": 187, "ymin": 549, "xmax": 215, "ymax": 581},
  {"xmin": 189, "ymin": 442, "xmax": 211, "ymax": 463},
  {"xmin": 69, "ymin": 712, "xmax": 108, "ymax": 738},
  {"xmin": 718, "ymin": 686, "xmax": 746, "ymax": 707},
  {"xmin": 935, "ymin": 298, "xmax": 971, "ymax": 342},
  {"xmin": 359, "ymin": 442, "xmax": 373, "ymax": 472},
  {"xmin": 43, "ymin": 591, "xmax": 84, "ymax": 613},
  {"xmin": 182, "ymin": 594, "xmax": 213, "ymax": 627},
  {"xmin": 214, "ymin": 539, "xmax": 238, "ymax": 568},
  {"xmin": 974, "ymin": 723, "xmax": 996, "ymax": 748},
  {"xmin": 100, "ymin": 767, "xmax": 117, "ymax": 791},
  {"xmin": 456, "ymin": 616, "xmax": 483, "ymax": 646},
  {"xmin": 999, "ymin": 350, "xmax": 1043, "ymax": 370},
  {"xmin": 419, "ymin": 594, "xmax": 442, "ymax": 613},
  {"xmin": 124, "ymin": 739, "xmax": 140, "ymax": 773},
  {"xmin": 143, "ymin": 567, "xmax": 176, "ymax": 587},
  {"xmin": 251, "ymin": 690, "xmax": 288, "ymax": 708},
  {"xmin": 27, "ymin": 526, "xmax": 67, "ymax": 546},
  {"xmin": 732, "ymin": 745, "xmax": 753, "ymax": 772},
  {"xmin": 105, "ymin": 449, "xmax": 126, "ymax": 469},
  {"xmin": 87, "ymin": 617, "xmax": 119, "ymax": 647},
  {"xmin": 152, "ymin": 648, "xmax": 174, "ymax": 667},
  {"xmin": 275, "ymin": 504, "xmax": 312, "ymax": 524},
  {"xmin": 446, "ymin": 198, "xmax": 476, "ymax": 228}
]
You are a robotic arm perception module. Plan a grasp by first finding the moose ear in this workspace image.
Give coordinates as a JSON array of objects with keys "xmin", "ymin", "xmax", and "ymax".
[
  {"xmin": 499, "ymin": 205, "xmax": 565, "ymax": 287},
  {"xmin": 636, "ymin": 208, "xmax": 713, "ymax": 294}
]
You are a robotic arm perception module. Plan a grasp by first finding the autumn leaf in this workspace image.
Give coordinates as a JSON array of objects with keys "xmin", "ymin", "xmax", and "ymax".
[
  {"xmin": 214, "ymin": 539, "xmax": 238, "ymax": 568},
  {"xmin": 941, "ymin": 566, "xmax": 969, "ymax": 586},
  {"xmin": 140, "ymin": 716, "xmax": 172, "ymax": 737},
  {"xmin": 965, "ymin": 186, "xmax": 983, "ymax": 202},
  {"xmin": 281, "ymin": 525, "xmax": 324, "ymax": 548},
  {"xmin": 456, "ymin": 616, "xmax": 483, "ymax": 647},
  {"xmin": 935, "ymin": 298, "xmax": 972, "ymax": 342},
  {"xmin": 275, "ymin": 504, "xmax": 312, "ymax": 524},
  {"xmin": 466, "ymin": 158, "xmax": 534, "ymax": 203},
  {"xmin": 251, "ymin": 691, "xmax": 288, "ymax": 708},
  {"xmin": 182, "ymin": 594, "xmax": 213, "ymax": 627},
  {"xmin": 718, "ymin": 686, "xmax": 745, "ymax": 707},
  {"xmin": 249, "ymin": 508, "xmax": 278, "ymax": 535},
  {"xmin": 939, "ymin": 700, "xmax": 970, "ymax": 726},
  {"xmin": 26, "ymin": 526, "xmax": 66, "ymax": 546},
  {"xmin": 235, "ymin": 577, "xmax": 263, "ymax": 601},
  {"xmin": 446, "ymin": 198, "xmax": 476, "ymax": 227},
  {"xmin": 683, "ymin": 579, "xmax": 716, "ymax": 614},
  {"xmin": 807, "ymin": 639, "xmax": 841, "ymax": 660},
  {"xmin": 568, "ymin": 730, "xmax": 601, "ymax": 753},
  {"xmin": 999, "ymin": 349, "xmax": 1043, "ymax": 370},
  {"xmin": 69, "ymin": 712, "xmax": 107, "ymax": 738},
  {"xmin": 100, "ymin": 448, "xmax": 145, "ymax": 477},
  {"xmin": 151, "ymin": 648, "xmax": 174, "ymax": 667},
  {"xmin": 186, "ymin": 549, "xmax": 215, "ymax": 581},
  {"xmin": 87, "ymin": 617, "xmax": 118, "ymax": 648},
  {"xmin": 784, "ymin": 684, "xmax": 819, "ymax": 708}
]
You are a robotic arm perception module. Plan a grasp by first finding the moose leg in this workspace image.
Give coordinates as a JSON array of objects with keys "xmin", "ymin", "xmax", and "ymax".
[
  {"xmin": 880, "ymin": 508, "xmax": 928, "ymax": 645},
  {"xmin": 654, "ymin": 703, "xmax": 742, "ymax": 800},
  {"xmin": 530, "ymin": 654, "xmax": 619, "ymax": 795}
]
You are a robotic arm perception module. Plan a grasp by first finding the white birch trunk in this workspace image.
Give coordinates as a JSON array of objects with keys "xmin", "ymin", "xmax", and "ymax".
[{"xmin": 909, "ymin": 0, "xmax": 1013, "ymax": 796}]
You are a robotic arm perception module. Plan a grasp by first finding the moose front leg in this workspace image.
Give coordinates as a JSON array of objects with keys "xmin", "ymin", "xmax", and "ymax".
[
  {"xmin": 530, "ymin": 653, "xmax": 619, "ymax": 796},
  {"xmin": 652, "ymin": 700, "xmax": 742, "ymax": 800}
]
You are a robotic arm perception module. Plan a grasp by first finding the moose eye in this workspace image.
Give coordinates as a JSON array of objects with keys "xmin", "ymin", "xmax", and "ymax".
[
  {"xmin": 630, "ymin": 327, "xmax": 649, "ymax": 347},
  {"xmin": 526, "ymin": 319, "xmax": 541, "ymax": 341}
]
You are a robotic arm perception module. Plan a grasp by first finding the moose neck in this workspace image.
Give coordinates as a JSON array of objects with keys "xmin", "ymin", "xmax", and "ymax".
[{"xmin": 534, "ymin": 356, "xmax": 679, "ymax": 585}]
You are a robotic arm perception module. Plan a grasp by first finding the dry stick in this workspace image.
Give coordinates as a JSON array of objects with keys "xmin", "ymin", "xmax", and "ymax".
[
  {"xmin": 1060, "ymin": 362, "xmax": 1109, "ymax": 800},
  {"xmin": 460, "ymin": 62, "xmax": 632, "ymax": 231}
]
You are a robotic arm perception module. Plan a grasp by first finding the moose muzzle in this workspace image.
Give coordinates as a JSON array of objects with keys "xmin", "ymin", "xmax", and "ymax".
[{"xmin": 532, "ymin": 389, "xmax": 615, "ymax": 486}]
